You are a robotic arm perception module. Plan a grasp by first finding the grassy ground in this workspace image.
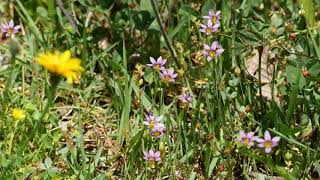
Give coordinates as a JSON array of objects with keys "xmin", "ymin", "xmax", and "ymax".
[{"xmin": 0, "ymin": 0, "xmax": 320, "ymax": 179}]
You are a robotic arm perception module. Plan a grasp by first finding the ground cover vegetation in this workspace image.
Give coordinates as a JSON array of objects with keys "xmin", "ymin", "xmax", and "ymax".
[{"xmin": 0, "ymin": 0, "xmax": 320, "ymax": 179}]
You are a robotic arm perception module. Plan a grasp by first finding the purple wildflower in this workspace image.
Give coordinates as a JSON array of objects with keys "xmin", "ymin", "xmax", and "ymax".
[
  {"xmin": 179, "ymin": 92, "xmax": 193, "ymax": 104},
  {"xmin": 150, "ymin": 123, "xmax": 165, "ymax": 138},
  {"xmin": 200, "ymin": 20, "xmax": 219, "ymax": 35},
  {"xmin": 1, "ymin": 20, "xmax": 20, "ymax": 37},
  {"xmin": 160, "ymin": 67, "xmax": 177, "ymax": 83},
  {"xmin": 255, "ymin": 130, "xmax": 280, "ymax": 154},
  {"xmin": 238, "ymin": 130, "xmax": 256, "ymax": 148},
  {"xmin": 203, "ymin": 10, "xmax": 221, "ymax": 24},
  {"xmin": 147, "ymin": 56, "xmax": 166, "ymax": 71},
  {"xmin": 143, "ymin": 114, "xmax": 162, "ymax": 129},
  {"xmin": 203, "ymin": 41, "xmax": 224, "ymax": 61},
  {"xmin": 143, "ymin": 149, "xmax": 161, "ymax": 162}
]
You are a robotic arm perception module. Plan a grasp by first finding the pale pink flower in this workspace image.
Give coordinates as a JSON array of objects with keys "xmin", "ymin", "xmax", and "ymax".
[
  {"xmin": 255, "ymin": 130, "xmax": 280, "ymax": 153},
  {"xmin": 1, "ymin": 20, "xmax": 20, "ymax": 37}
]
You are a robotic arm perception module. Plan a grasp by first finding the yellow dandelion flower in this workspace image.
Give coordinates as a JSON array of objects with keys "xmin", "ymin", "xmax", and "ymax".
[
  {"xmin": 36, "ymin": 50, "xmax": 83, "ymax": 84},
  {"xmin": 12, "ymin": 108, "xmax": 26, "ymax": 120}
]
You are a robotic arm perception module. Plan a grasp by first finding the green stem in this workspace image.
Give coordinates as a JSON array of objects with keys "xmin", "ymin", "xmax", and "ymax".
[
  {"xmin": 285, "ymin": 69, "xmax": 301, "ymax": 124},
  {"xmin": 35, "ymin": 77, "xmax": 60, "ymax": 135},
  {"xmin": 150, "ymin": 0, "xmax": 179, "ymax": 67}
]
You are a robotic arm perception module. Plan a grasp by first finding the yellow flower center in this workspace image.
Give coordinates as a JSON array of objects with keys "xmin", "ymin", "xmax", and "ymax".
[
  {"xmin": 7, "ymin": 28, "xmax": 13, "ymax": 35},
  {"xmin": 209, "ymin": 50, "xmax": 215, "ymax": 58},
  {"xmin": 211, "ymin": 17, "xmax": 217, "ymax": 24},
  {"xmin": 206, "ymin": 28, "xmax": 212, "ymax": 33},
  {"xmin": 154, "ymin": 132, "xmax": 161, "ymax": 137},
  {"xmin": 154, "ymin": 64, "xmax": 161, "ymax": 71},
  {"xmin": 149, "ymin": 120, "xmax": 155, "ymax": 129},
  {"xmin": 264, "ymin": 141, "xmax": 272, "ymax": 148},
  {"xmin": 243, "ymin": 138, "xmax": 250, "ymax": 145},
  {"xmin": 164, "ymin": 75, "xmax": 171, "ymax": 82}
]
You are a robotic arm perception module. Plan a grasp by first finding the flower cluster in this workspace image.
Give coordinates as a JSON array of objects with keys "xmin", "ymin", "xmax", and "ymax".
[
  {"xmin": 1, "ymin": 20, "xmax": 20, "ymax": 38},
  {"xmin": 143, "ymin": 114, "xmax": 166, "ymax": 166},
  {"xmin": 238, "ymin": 130, "xmax": 280, "ymax": 154},
  {"xmin": 144, "ymin": 114, "xmax": 165, "ymax": 139},
  {"xmin": 147, "ymin": 56, "xmax": 177, "ymax": 83},
  {"xmin": 200, "ymin": 10, "xmax": 224, "ymax": 61}
]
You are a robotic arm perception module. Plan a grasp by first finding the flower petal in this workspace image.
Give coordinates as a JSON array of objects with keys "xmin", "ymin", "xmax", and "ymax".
[
  {"xmin": 264, "ymin": 130, "xmax": 271, "ymax": 141},
  {"xmin": 272, "ymin": 136, "xmax": 280, "ymax": 143},
  {"xmin": 211, "ymin": 41, "xmax": 218, "ymax": 50},
  {"xmin": 154, "ymin": 151, "xmax": 160, "ymax": 157},
  {"xmin": 207, "ymin": 20, "xmax": 212, "ymax": 27},
  {"xmin": 204, "ymin": 44, "xmax": 210, "ymax": 50},
  {"xmin": 9, "ymin": 20, "xmax": 14, "ymax": 28},
  {"xmin": 13, "ymin": 25, "xmax": 21, "ymax": 31},
  {"xmin": 149, "ymin": 149, "xmax": 154, "ymax": 156},
  {"xmin": 257, "ymin": 143, "xmax": 265, "ymax": 148},
  {"xmin": 247, "ymin": 132, "xmax": 255, "ymax": 139},
  {"xmin": 216, "ymin": 48, "xmax": 225, "ymax": 56},
  {"xmin": 239, "ymin": 130, "xmax": 246, "ymax": 138},
  {"xmin": 255, "ymin": 138, "xmax": 265, "ymax": 143},
  {"xmin": 157, "ymin": 56, "xmax": 163, "ymax": 63},
  {"xmin": 265, "ymin": 147, "xmax": 272, "ymax": 154},
  {"xmin": 150, "ymin": 57, "xmax": 156, "ymax": 64}
]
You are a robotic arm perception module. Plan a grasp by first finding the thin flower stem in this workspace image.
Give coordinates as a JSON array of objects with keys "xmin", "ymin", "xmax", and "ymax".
[
  {"xmin": 150, "ymin": 0, "xmax": 179, "ymax": 67},
  {"xmin": 35, "ymin": 77, "xmax": 60, "ymax": 134}
]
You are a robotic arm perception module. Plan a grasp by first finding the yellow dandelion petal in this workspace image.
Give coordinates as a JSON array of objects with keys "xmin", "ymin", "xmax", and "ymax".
[
  {"xmin": 12, "ymin": 108, "xmax": 26, "ymax": 120},
  {"xmin": 36, "ymin": 50, "xmax": 83, "ymax": 84}
]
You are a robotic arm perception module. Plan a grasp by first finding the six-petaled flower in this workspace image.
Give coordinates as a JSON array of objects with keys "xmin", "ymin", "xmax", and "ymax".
[
  {"xmin": 160, "ymin": 67, "xmax": 177, "ymax": 83},
  {"xmin": 143, "ymin": 149, "xmax": 161, "ymax": 162},
  {"xmin": 238, "ymin": 130, "xmax": 256, "ymax": 148},
  {"xmin": 1, "ymin": 20, "xmax": 20, "ymax": 37},
  {"xmin": 200, "ymin": 20, "xmax": 219, "ymax": 35},
  {"xmin": 203, "ymin": 41, "xmax": 224, "ymax": 61},
  {"xmin": 144, "ymin": 114, "xmax": 162, "ymax": 130},
  {"xmin": 203, "ymin": 10, "xmax": 221, "ymax": 25},
  {"xmin": 147, "ymin": 56, "xmax": 167, "ymax": 72},
  {"xmin": 255, "ymin": 130, "xmax": 280, "ymax": 154}
]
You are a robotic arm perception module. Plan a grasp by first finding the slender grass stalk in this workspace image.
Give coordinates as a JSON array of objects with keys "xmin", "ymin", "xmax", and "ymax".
[
  {"xmin": 285, "ymin": 69, "xmax": 301, "ymax": 124},
  {"xmin": 150, "ymin": 0, "xmax": 179, "ymax": 67},
  {"xmin": 35, "ymin": 77, "xmax": 60, "ymax": 135}
]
